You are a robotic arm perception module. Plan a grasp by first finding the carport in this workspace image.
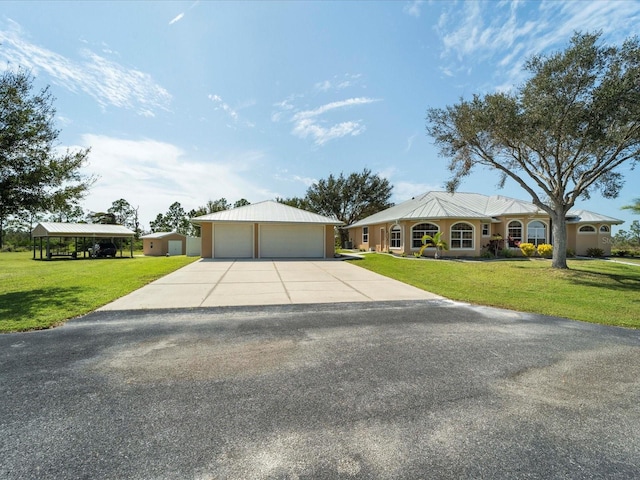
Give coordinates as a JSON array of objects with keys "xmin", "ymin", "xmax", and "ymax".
[
  {"xmin": 191, "ymin": 201, "xmax": 342, "ymax": 259},
  {"xmin": 31, "ymin": 222, "xmax": 135, "ymax": 260}
]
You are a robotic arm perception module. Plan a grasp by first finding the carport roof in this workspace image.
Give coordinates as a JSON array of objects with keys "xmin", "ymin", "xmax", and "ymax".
[
  {"xmin": 32, "ymin": 222, "xmax": 135, "ymax": 238},
  {"xmin": 191, "ymin": 200, "xmax": 343, "ymax": 225}
]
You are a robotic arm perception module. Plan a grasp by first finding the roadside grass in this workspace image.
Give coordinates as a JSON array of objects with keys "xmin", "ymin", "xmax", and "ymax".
[
  {"xmin": 347, "ymin": 254, "xmax": 640, "ymax": 328},
  {"xmin": 0, "ymin": 252, "xmax": 197, "ymax": 332}
]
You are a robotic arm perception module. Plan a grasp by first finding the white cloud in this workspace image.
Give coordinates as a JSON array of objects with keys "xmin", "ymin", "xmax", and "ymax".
[
  {"xmin": 436, "ymin": 0, "xmax": 640, "ymax": 90},
  {"xmin": 403, "ymin": 0, "xmax": 424, "ymax": 18},
  {"xmin": 286, "ymin": 97, "xmax": 380, "ymax": 145},
  {"xmin": 78, "ymin": 135, "xmax": 274, "ymax": 229},
  {"xmin": 0, "ymin": 20, "xmax": 171, "ymax": 115},
  {"xmin": 169, "ymin": 13, "xmax": 185, "ymax": 25},
  {"xmin": 313, "ymin": 73, "xmax": 363, "ymax": 93},
  {"xmin": 208, "ymin": 94, "xmax": 255, "ymax": 127}
]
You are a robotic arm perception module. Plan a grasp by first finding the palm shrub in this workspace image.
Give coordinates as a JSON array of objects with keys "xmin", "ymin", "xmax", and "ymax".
[
  {"xmin": 519, "ymin": 242, "xmax": 536, "ymax": 257},
  {"xmin": 537, "ymin": 243, "xmax": 553, "ymax": 258},
  {"xmin": 419, "ymin": 231, "xmax": 449, "ymax": 259}
]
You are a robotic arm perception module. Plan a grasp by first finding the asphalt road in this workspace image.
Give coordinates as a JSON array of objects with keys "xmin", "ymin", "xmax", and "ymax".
[{"xmin": 1, "ymin": 300, "xmax": 639, "ymax": 479}]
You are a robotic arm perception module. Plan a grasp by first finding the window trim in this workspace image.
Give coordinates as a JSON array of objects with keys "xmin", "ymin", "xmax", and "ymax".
[
  {"xmin": 411, "ymin": 222, "xmax": 439, "ymax": 249},
  {"xmin": 481, "ymin": 223, "xmax": 490, "ymax": 237},
  {"xmin": 362, "ymin": 226, "xmax": 369, "ymax": 243},
  {"xmin": 507, "ymin": 220, "xmax": 523, "ymax": 247},
  {"xmin": 578, "ymin": 224, "xmax": 597, "ymax": 234},
  {"xmin": 599, "ymin": 225, "xmax": 610, "ymax": 233},
  {"xmin": 450, "ymin": 222, "xmax": 475, "ymax": 250},
  {"xmin": 527, "ymin": 220, "xmax": 548, "ymax": 246},
  {"xmin": 390, "ymin": 225, "xmax": 402, "ymax": 250}
]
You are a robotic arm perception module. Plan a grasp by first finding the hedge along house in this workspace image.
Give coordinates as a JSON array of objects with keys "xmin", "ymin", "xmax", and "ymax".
[
  {"xmin": 31, "ymin": 222, "xmax": 135, "ymax": 260},
  {"xmin": 346, "ymin": 192, "xmax": 623, "ymax": 257},
  {"xmin": 191, "ymin": 200, "xmax": 342, "ymax": 259}
]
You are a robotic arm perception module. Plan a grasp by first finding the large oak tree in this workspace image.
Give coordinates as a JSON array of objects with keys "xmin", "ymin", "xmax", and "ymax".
[
  {"xmin": 305, "ymin": 168, "xmax": 393, "ymax": 246},
  {"xmin": 426, "ymin": 32, "xmax": 640, "ymax": 268},
  {"xmin": 0, "ymin": 69, "xmax": 93, "ymax": 247}
]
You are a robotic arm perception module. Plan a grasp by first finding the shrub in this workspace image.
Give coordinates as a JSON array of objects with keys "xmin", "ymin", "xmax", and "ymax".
[
  {"xmin": 566, "ymin": 248, "xmax": 575, "ymax": 258},
  {"xmin": 537, "ymin": 243, "xmax": 553, "ymax": 258},
  {"xmin": 500, "ymin": 248, "xmax": 514, "ymax": 258},
  {"xmin": 586, "ymin": 247, "xmax": 605, "ymax": 258},
  {"xmin": 519, "ymin": 242, "xmax": 536, "ymax": 257},
  {"xmin": 614, "ymin": 250, "xmax": 629, "ymax": 257}
]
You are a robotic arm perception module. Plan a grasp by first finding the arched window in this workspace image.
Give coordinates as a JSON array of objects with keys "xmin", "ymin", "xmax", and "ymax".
[
  {"xmin": 411, "ymin": 223, "xmax": 439, "ymax": 248},
  {"xmin": 527, "ymin": 221, "xmax": 547, "ymax": 246},
  {"xmin": 390, "ymin": 225, "xmax": 402, "ymax": 249},
  {"xmin": 599, "ymin": 225, "xmax": 610, "ymax": 233},
  {"xmin": 451, "ymin": 223, "xmax": 474, "ymax": 249},
  {"xmin": 507, "ymin": 220, "xmax": 523, "ymax": 247},
  {"xmin": 579, "ymin": 225, "xmax": 596, "ymax": 233}
]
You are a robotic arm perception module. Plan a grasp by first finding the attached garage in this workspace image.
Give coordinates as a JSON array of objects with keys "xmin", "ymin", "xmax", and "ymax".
[
  {"xmin": 192, "ymin": 200, "xmax": 342, "ymax": 259},
  {"xmin": 259, "ymin": 224, "xmax": 324, "ymax": 258},
  {"xmin": 213, "ymin": 224, "xmax": 253, "ymax": 258}
]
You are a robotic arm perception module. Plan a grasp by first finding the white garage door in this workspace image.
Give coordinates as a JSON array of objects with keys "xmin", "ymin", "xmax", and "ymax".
[
  {"xmin": 260, "ymin": 224, "xmax": 324, "ymax": 258},
  {"xmin": 168, "ymin": 240, "xmax": 182, "ymax": 256},
  {"xmin": 214, "ymin": 224, "xmax": 253, "ymax": 258}
]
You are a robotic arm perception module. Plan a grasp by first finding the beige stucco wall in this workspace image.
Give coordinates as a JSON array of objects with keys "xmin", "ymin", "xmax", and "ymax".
[
  {"xmin": 200, "ymin": 223, "xmax": 213, "ymax": 258},
  {"xmin": 350, "ymin": 216, "xmax": 617, "ymax": 257},
  {"xmin": 573, "ymin": 224, "xmax": 613, "ymax": 255}
]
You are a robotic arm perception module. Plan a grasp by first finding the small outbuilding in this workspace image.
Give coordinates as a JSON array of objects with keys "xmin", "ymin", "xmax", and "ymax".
[
  {"xmin": 191, "ymin": 200, "xmax": 342, "ymax": 259},
  {"xmin": 31, "ymin": 222, "xmax": 135, "ymax": 260},
  {"xmin": 141, "ymin": 232, "xmax": 188, "ymax": 256}
]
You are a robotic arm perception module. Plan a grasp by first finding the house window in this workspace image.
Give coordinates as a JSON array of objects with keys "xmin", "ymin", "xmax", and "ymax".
[
  {"xmin": 507, "ymin": 220, "xmax": 523, "ymax": 247},
  {"xmin": 411, "ymin": 222, "xmax": 439, "ymax": 248},
  {"xmin": 451, "ymin": 222, "xmax": 474, "ymax": 249},
  {"xmin": 527, "ymin": 221, "xmax": 547, "ymax": 246},
  {"xmin": 599, "ymin": 225, "xmax": 610, "ymax": 233},
  {"xmin": 390, "ymin": 225, "xmax": 402, "ymax": 249},
  {"xmin": 482, "ymin": 223, "xmax": 490, "ymax": 237},
  {"xmin": 362, "ymin": 226, "xmax": 369, "ymax": 243},
  {"xmin": 578, "ymin": 225, "xmax": 596, "ymax": 233}
]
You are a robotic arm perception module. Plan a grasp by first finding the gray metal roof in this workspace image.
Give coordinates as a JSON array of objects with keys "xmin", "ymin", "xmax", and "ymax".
[
  {"xmin": 348, "ymin": 192, "xmax": 620, "ymax": 228},
  {"xmin": 349, "ymin": 192, "xmax": 542, "ymax": 228},
  {"xmin": 140, "ymin": 232, "xmax": 186, "ymax": 239},
  {"xmin": 191, "ymin": 200, "xmax": 343, "ymax": 225},
  {"xmin": 566, "ymin": 209, "xmax": 624, "ymax": 224},
  {"xmin": 32, "ymin": 222, "xmax": 135, "ymax": 238}
]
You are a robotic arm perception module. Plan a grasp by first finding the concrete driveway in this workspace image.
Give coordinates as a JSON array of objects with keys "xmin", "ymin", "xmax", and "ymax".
[{"xmin": 99, "ymin": 258, "xmax": 441, "ymax": 310}]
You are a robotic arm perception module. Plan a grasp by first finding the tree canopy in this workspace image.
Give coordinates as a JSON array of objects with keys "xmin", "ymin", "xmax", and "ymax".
[
  {"xmin": 426, "ymin": 32, "xmax": 640, "ymax": 268},
  {"xmin": 0, "ymin": 69, "xmax": 93, "ymax": 247},
  {"xmin": 622, "ymin": 198, "xmax": 640, "ymax": 215},
  {"xmin": 304, "ymin": 168, "xmax": 393, "ymax": 245}
]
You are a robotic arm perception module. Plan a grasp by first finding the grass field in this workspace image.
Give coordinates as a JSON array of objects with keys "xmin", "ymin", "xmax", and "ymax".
[
  {"xmin": 347, "ymin": 254, "xmax": 640, "ymax": 329},
  {"xmin": 0, "ymin": 252, "xmax": 197, "ymax": 332}
]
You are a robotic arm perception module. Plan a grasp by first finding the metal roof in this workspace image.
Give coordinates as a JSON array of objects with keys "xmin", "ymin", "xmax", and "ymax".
[
  {"xmin": 191, "ymin": 200, "xmax": 343, "ymax": 225},
  {"xmin": 32, "ymin": 222, "xmax": 135, "ymax": 238},
  {"xmin": 348, "ymin": 192, "xmax": 620, "ymax": 228},
  {"xmin": 140, "ymin": 232, "xmax": 186, "ymax": 239},
  {"xmin": 566, "ymin": 209, "xmax": 624, "ymax": 224}
]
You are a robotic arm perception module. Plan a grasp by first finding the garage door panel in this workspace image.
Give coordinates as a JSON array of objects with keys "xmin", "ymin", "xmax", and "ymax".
[
  {"xmin": 260, "ymin": 225, "xmax": 324, "ymax": 258},
  {"xmin": 214, "ymin": 224, "xmax": 253, "ymax": 258}
]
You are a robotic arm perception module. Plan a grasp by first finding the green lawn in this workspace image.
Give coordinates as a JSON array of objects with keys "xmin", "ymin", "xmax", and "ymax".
[
  {"xmin": 0, "ymin": 252, "xmax": 197, "ymax": 332},
  {"xmin": 347, "ymin": 254, "xmax": 640, "ymax": 329}
]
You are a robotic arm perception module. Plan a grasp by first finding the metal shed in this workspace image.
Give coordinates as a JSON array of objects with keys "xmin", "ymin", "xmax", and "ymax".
[{"xmin": 31, "ymin": 222, "xmax": 135, "ymax": 260}]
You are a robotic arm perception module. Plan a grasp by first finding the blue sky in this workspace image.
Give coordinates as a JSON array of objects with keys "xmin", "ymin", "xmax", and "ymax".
[{"xmin": 1, "ymin": 0, "xmax": 639, "ymax": 231}]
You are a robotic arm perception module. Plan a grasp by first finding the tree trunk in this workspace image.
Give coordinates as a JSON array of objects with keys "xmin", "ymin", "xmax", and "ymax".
[{"xmin": 551, "ymin": 212, "xmax": 569, "ymax": 269}]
